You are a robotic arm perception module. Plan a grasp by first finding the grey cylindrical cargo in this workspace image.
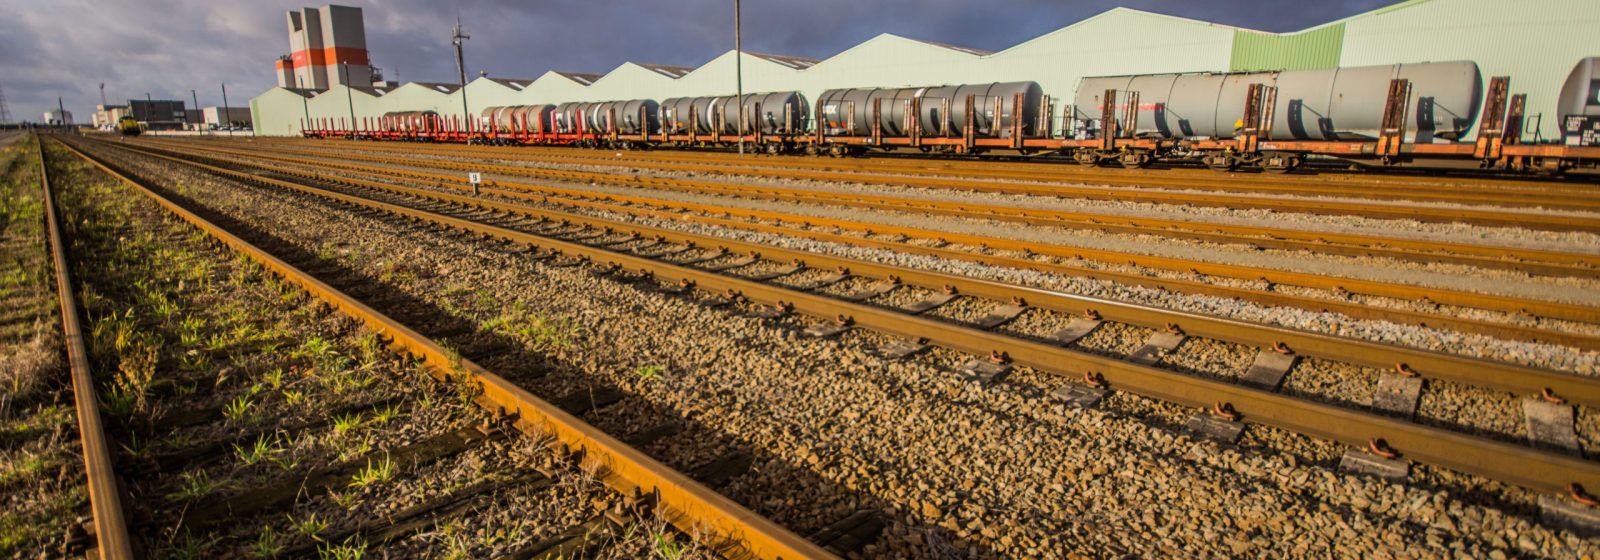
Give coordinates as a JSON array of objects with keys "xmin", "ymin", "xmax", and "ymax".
[
  {"xmin": 481, "ymin": 105, "xmax": 553, "ymax": 133},
  {"xmin": 581, "ymin": 102, "xmax": 607, "ymax": 133},
  {"xmin": 661, "ymin": 97, "xmax": 698, "ymax": 133},
  {"xmin": 383, "ymin": 110, "xmax": 439, "ymax": 131},
  {"xmin": 553, "ymin": 102, "xmax": 584, "ymax": 133},
  {"xmin": 659, "ymin": 93, "xmax": 805, "ymax": 135},
  {"xmin": 520, "ymin": 105, "xmax": 555, "ymax": 134},
  {"xmin": 738, "ymin": 92, "xmax": 807, "ymax": 134},
  {"xmin": 1075, "ymin": 60, "xmax": 1481, "ymax": 142},
  {"xmin": 616, "ymin": 99, "xmax": 660, "ymax": 134},
  {"xmin": 821, "ymin": 82, "xmax": 1042, "ymax": 137},
  {"xmin": 692, "ymin": 97, "xmax": 717, "ymax": 134},
  {"xmin": 1558, "ymin": 57, "xmax": 1600, "ymax": 118}
]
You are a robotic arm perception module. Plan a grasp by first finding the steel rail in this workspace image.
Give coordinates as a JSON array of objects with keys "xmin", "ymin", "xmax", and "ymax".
[
  {"xmin": 78, "ymin": 137, "xmax": 1600, "ymax": 498},
  {"xmin": 242, "ymin": 137, "xmax": 1600, "ymax": 209},
  {"xmin": 105, "ymin": 138, "xmax": 1600, "ymax": 405},
  {"xmin": 411, "ymin": 144, "xmax": 1600, "ymax": 210},
  {"xmin": 39, "ymin": 136, "xmax": 136, "ymax": 559},
  {"xmin": 131, "ymin": 139, "xmax": 1600, "ymax": 329},
  {"xmin": 56, "ymin": 138, "xmax": 834, "ymax": 560},
  {"xmin": 171, "ymin": 139, "xmax": 1600, "ymax": 274},
  {"xmin": 122, "ymin": 139, "xmax": 1600, "ymax": 350}
]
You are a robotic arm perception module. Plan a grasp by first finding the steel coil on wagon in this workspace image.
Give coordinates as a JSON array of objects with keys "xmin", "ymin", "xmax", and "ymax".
[
  {"xmin": 818, "ymin": 82, "xmax": 1042, "ymax": 138},
  {"xmin": 480, "ymin": 105, "xmax": 555, "ymax": 133},
  {"xmin": 567, "ymin": 100, "xmax": 660, "ymax": 135},
  {"xmin": 1558, "ymin": 56, "xmax": 1600, "ymax": 119},
  {"xmin": 660, "ymin": 97, "xmax": 697, "ymax": 133},
  {"xmin": 553, "ymin": 102, "xmax": 584, "ymax": 133},
  {"xmin": 1075, "ymin": 60, "xmax": 1482, "ymax": 142},
  {"xmin": 660, "ymin": 93, "xmax": 806, "ymax": 135},
  {"xmin": 382, "ymin": 110, "xmax": 440, "ymax": 132},
  {"xmin": 517, "ymin": 105, "xmax": 555, "ymax": 134}
]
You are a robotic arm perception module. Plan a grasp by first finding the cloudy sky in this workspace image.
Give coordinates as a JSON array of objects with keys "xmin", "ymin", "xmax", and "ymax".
[{"xmin": 0, "ymin": 0, "xmax": 1395, "ymax": 122}]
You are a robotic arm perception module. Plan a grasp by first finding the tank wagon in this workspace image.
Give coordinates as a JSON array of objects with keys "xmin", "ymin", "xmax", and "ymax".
[{"xmin": 303, "ymin": 57, "xmax": 1600, "ymax": 174}]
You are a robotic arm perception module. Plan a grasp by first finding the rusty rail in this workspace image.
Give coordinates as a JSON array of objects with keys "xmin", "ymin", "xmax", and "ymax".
[
  {"xmin": 241, "ymin": 136, "xmax": 1600, "ymax": 207},
  {"xmin": 39, "ymin": 136, "xmax": 136, "ymax": 559},
  {"xmin": 150, "ymin": 138, "xmax": 1600, "ymax": 275},
  {"xmin": 94, "ymin": 137, "xmax": 1600, "ymax": 403},
  {"xmin": 230, "ymin": 136, "xmax": 1600, "ymax": 222},
  {"xmin": 73, "ymin": 137, "xmax": 1600, "ymax": 497},
  {"xmin": 128, "ymin": 139, "xmax": 1600, "ymax": 347},
  {"xmin": 55, "ymin": 137, "xmax": 834, "ymax": 560}
]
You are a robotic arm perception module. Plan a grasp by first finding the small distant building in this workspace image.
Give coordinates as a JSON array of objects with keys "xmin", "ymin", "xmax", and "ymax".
[
  {"xmin": 92, "ymin": 104, "xmax": 129, "ymax": 128},
  {"xmin": 128, "ymin": 99, "xmax": 187, "ymax": 130},
  {"xmin": 43, "ymin": 109, "xmax": 73, "ymax": 125},
  {"xmin": 203, "ymin": 106, "xmax": 254, "ymax": 128}
]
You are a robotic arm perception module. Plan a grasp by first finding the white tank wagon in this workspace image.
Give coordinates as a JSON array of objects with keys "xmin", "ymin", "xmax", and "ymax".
[{"xmin": 1074, "ymin": 61, "xmax": 1482, "ymax": 143}]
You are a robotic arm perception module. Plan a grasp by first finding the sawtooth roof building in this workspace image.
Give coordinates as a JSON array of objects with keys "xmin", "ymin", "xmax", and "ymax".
[{"xmin": 251, "ymin": 0, "xmax": 1600, "ymax": 140}]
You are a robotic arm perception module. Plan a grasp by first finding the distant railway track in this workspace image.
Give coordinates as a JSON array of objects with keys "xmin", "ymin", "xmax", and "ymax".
[
  {"xmin": 50, "ymin": 135, "xmax": 836, "ymax": 560},
  {"xmin": 150, "ymin": 138, "xmax": 1600, "ymax": 278},
  {"xmin": 135, "ymin": 138, "xmax": 1600, "ymax": 349},
  {"xmin": 244, "ymin": 137, "xmax": 1600, "ymax": 215},
  {"xmin": 75, "ymin": 136, "xmax": 1600, "ymax": 503}
]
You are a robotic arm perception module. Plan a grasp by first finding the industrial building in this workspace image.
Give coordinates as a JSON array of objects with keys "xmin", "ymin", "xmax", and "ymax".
[
  {"xmin": 251, "ymin": 0, "xmax": 1600, "ymax": 142},
  {"xmin": 128, "ymin": 99, "xmax": 188, "ymax": 130},
  {"xmin": 42, "ymin": 109, "xmax": 73, "ymax": 125},
  {"xmin": 91, "ymin": 105, "xmax": 128, "ymax": 128},
  {"xmin": 203, "ymin": 106, "xmax": 253, "ymax": 129},
  {"xmin": 276, "ymin": 4, "xmax": 375, "ymax": 90}
]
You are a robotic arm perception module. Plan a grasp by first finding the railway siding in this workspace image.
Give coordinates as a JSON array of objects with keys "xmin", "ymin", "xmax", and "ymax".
[
  {"xmin": 0, "ymin": 135, "xmax": 92, "ymax": 557},
  {"xmin": 163, "ymin": 139, "xmax": 1600, "ymax": 273},
  {"xmin": 84, "ymin": 137, "xmax": 1600, "ymax": 497},
  {"xmin": 62, "ymin": 136, "xmax": 1600, "ymax": 560},
  {"xmin": 114, "ymin": 139, "xmax": 1600, "ymax": 383},
  {"xmin": 126, "ymin": 140, "xmax": 1600, "ymax": 351},
  {"xmin": 46, "ymin": 136, "xmax": 826, "ymax": 559}
]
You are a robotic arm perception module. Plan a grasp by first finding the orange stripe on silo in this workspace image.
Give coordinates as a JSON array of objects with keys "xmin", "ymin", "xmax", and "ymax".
[{"xmin": 322, "ymin": 46, "xmax": 370, "ymax": 66}]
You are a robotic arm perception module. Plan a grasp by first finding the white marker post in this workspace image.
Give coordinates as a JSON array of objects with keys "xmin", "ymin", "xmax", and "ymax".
[{"xmin": 468, "ymin": 172, "xmax": 481, "ymax": 195}]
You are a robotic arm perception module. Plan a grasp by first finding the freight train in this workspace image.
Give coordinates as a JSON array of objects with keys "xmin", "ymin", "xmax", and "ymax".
[{"xmin": 303, "ymin": 57, "xmax": 1600, "ymax": 174}]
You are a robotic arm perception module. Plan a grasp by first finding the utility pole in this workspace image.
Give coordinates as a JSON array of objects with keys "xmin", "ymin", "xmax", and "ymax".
[
  {"xmin": 0, "ymin": 84, "xmax": 11, "ymax": 124},
  {"xmin": 190, "ymin": 89, "xmax": 201, "ymax": 133},
  {"xmin": 452, "ymin": 16, "xmax": 471, "ymax": 138},
  {"xmin": 99, "ymin": 83, "xmax": 106, "ymax": 106},
  {"xmin": 57, "ymin": 96, "xmax": 67, "ymax": 127},
  {"xmin": 220, "ymin": 82, "xmax": 233, "ymax": 136},
  {"xmin": 341, "ymin": 62, "xmax": 357, "ymax": 137},
  {"xmin": 734, "ymin": 0, "xmax": 744, "ymax": 155}
]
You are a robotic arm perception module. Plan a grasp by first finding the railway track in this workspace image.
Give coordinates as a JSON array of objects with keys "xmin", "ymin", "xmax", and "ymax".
[
  {"xmin": 44, "ymin": 134, "xmax": 839, "ymax": 559},
  {"xmin": 40, "ymin": 136, "xmax": 135, "ymax": 558},
  {"xmin": 167, "ymin": 138, "xmax": 1600, "ymax": 278},
  {"xmin": 241, "ymin": 137, "xmax": 1600, "ymax": 217},
  {"xmin": 134, "ymin": 138, "xmax": 1600, "ymax": 349},
  {"xmin": 71, "ymin": 136, "xmax": 1600, "ymax": 516}
]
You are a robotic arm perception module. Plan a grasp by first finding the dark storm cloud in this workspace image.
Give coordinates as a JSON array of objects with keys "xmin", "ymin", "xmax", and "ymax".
[{"xmin": 0, "ymin": 0, "xmax": 1393, "ymax": 122}]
